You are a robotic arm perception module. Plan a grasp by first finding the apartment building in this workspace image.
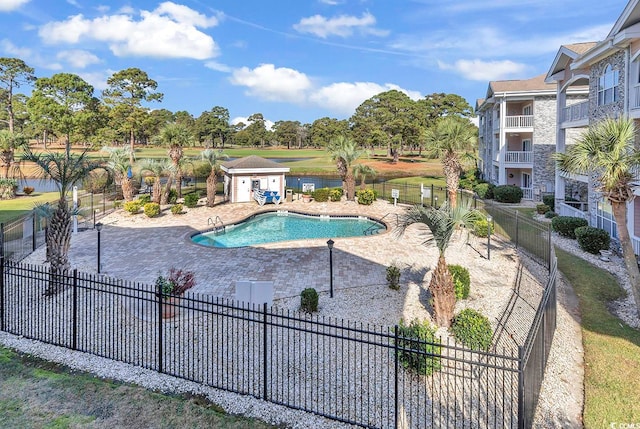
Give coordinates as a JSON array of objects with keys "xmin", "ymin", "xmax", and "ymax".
[
  {"xmin": 545, "ymin": 0, "xmax": 640, "ymax": 254},
  {"xmin": 476, "ymin": 75, "xmax": 560, "ymax": 201}
]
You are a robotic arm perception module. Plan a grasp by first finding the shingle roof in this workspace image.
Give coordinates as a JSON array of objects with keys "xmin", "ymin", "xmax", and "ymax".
[
  {"xmin": 222, "ymin": 155, "xmax": 285, "ymax": 170},
  {"xmin": 562, "ymin": 42, "xmax": 598, "ymax": 55},
  {"xmin": 489, "ymin": 73, "xmax": 557, "ymax": 93}
]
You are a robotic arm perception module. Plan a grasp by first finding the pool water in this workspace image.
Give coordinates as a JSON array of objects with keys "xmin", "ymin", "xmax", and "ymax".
[{"xmin": 191, "ymin": 211, "xmax": 386, "ymax": 248}]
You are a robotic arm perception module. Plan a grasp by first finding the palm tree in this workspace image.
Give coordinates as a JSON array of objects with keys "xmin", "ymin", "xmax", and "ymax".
[
  {"xmin": 396, "ymin": 202, "xmax": 481, "ymax": 327},
  {"xmin": 200, "ymin": 149, "xmax": 228, "ymax": 207},
  {"xmin": 157, "ymin": 123, "xmax": 195, "ymax": 199},
  {"xmin": 22, "ymin": 148, "xmax": 104, "ymax": 295},
  {"xmin": 353, "ymin": 164, "xmax": 377, "ymax": 190},
  {"xmin": 102, "ymin": 146, "xmax": 135, "ymax": 201},
  {"xmin": 426, "ymin": 116, "xmax": 477, "ymax": 208},
  {"xmin": 328, "ymin": 135, "xmax": 364, "ymax": 201},
  {"xmin": 0, "ymin": 129, "xmax": 27, "ymax": 179},
  {"xmin": 139, "ymin": 158, "xmax": 174, "ymax": 204},
  {"xmin": 556, "ymin": 117, "xmax": 640, "ymax": 312}
]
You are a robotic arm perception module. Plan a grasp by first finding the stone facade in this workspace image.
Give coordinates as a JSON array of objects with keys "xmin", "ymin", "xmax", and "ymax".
[
  {"xmin": 532, "ymin": 96, "xmax": 557, "ymax": 197},
  {"xmin": 589, "ymin": 50, "xmax": 625, "ymax": 122}
]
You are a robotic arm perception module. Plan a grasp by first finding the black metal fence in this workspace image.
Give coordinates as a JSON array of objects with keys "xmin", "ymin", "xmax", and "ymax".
[{"xmin": 0, "ymin": 195, "xmax": 558, "ymax": 428}]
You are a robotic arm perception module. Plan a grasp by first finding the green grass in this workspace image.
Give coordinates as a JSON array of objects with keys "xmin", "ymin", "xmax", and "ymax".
[
  {"xmin": 556, "ymin": 248, "xmax": 640, "ymax": 428},
  {"xmin": 0, "ymin": 345, "xmax": 276, "ymax": 428},
  {"xmin": 384, "ymin": 176, "xmax": 447, "ymax": 187},
  {"xmin": 0, "ymin": 192, "xmax": 59, "ymax": 224}
]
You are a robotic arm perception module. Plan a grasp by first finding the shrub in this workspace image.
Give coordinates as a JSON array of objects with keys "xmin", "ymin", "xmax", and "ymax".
[
  {"xmin": 329, "ymin": 188, "xmax": 343, "ymax": 202},
  {"xmin": 300, "ymin": 288, "xmax": 319, "ymax": 313},
  {"xmin": 83, "ymin": 170, "xmax": 111, "ymax": 193},
  {"xmin": 311, "ymin": 187, "xmax": 331, "ymax": 202},
  {"xmin": 171, "ymin": 203, "xmax": 183, "ymax": 215},
  {"xmin": 22, "ymin": 186, "xmax": 35, "ymax": 195},
  {"xmin": 542, "ymin": 194, "xmax": 555, "ymax": 212},
  {"xmin": 397, "ymin": 319, "xmax": 442, "ymax": 376},
  {"xmin": 168, "ymin": 189, "xmax": 178, "ymax": 204},
  {"xmin": 450, "ymin": 308, "xmax": 493, "ymax": 351},
  {"xmin": 386, "ymin": 264, "xmax": 401, "ymax": 290},
  {"xmin": 536, "ymin": 204, "xmax": 551, "ymax": 215},
  {"xmin": 113, "ymin": 200, "xmax": 122, "ymax": 209},
  {"xmin": 143, "ymin": 176, "xmax": 155, "ymax": 186},
  {"xmin": 449, "ymin": 265, "xmax": 470, "ymax": 300},
  {"xmin": 123, "ymin": 201, "xmax": 141, "ymax": 214},
  {"xmin": 138, "ymin": 194, "xmax": 151, "ymax": 204},
  {"xmin": 545, "ymin": 211, "xmax": 558, "ymax": 219},
  {"xmin": 473, "ymin": 182, "xmax": 495, "ymax": 199},
  {"xmin": 575, "ymin": 226, "xmax": 611, "ymax": 254},
  {"xmin": 356, "ymin": 189, "xmax": 376, "ymax": 205},
  {"xmin": 143, "ymin": 202, "xmax": 161, "ymax": 218},
  {"xmin": 493, "ymin": 185, "xmax": 523, "ymax": 203},
  {"xmin": 473, "ymin": 219, "xmax": 493, "ymax": 238},
  {"xmin": 551, "ymin": 216, "xmax": 588, "ymax": 239},
  {"xmin": 184, "ymin": 192, "xmax": 199, "ymax": 208}
]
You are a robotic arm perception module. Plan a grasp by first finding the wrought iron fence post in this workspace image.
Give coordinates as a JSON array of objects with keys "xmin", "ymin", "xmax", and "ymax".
[
  {"xmin": 515, "ymin": 210, "xmax": 519, "ymax": 248},
  {"xmin": 548, "ymin": 224, "xmax": 552, "ymax": 273},
  {"xmin": 72, "ymin": 269, "xmax": 78, "ymax": 350},
  {"xmin": 517, "ymin": 345, "xmax": 525, "ymax": 429},
  {"xmin": 394, "ymin": 325, "xmax": 399, "ymax": 429},
  {"xmin": 0, "ymin": 255, "xmax": 4, "ymax": 331},
  {"xmin": 157, "ymin": 283, "xmax": 163, "ymax": 373},
  {"xmin": 431, "ymin": 184, "xmax": 434, "ymax": 207},
  {"xmin": 0, "ymin": 223, "xmax": 4, "ymax": 259},
  {"xmin": 263, "ymin": 303, "xmax": 268, "ymax": 400}
]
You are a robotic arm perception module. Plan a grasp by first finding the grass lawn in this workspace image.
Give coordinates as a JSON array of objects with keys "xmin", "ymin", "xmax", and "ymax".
[
  {"xmin": 0, "ymin": 345, "xmax": 275, "ymax": 428},
  {"xmin": 384, "ymin": 176, "xmax": 447, "ymax": 187},
  {"xmin": 0, "ymin": 192, "xmax": 59, "ymax": 224},
  {"xmin": 556, "ymin": 248, "xmax": 640, "ymax": 427}
]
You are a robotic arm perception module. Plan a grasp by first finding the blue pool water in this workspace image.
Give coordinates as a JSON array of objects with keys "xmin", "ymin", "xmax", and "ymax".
[{"xmin": 191, "ymin": 211, "xmax": 386, "ymax": 248}]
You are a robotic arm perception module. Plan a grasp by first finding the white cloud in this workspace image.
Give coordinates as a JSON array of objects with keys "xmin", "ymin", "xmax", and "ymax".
[
  {"xmin": 438, "ymin": 59, "xmax": 528, "ymax": 81},
  {"xmin": 0, "ymin": 38, "xmax": 31, "ymax": 57},
  {"xmin": 77, "ymin": 70, "xmax": 112, "ymax": 90},
  {"xmin": 66, "ymin": 0, "xmax": 80, "ymax": 7},
  {"xmin": 0, "ymin": 38, "xmax": 62, "ymax": 70},
  {"xmin": 293, "ymin": 12, "xmax": 388, "ymax": 38},
  {"xmin": 319, "ymin": 0, "xmax": 341, "ymax": 4},
  {"xmin": 204, "ymin": 61, "xmax": 231, "ymax": 73},
  {"xmin": 0, "ymin": 0, "xmax": 29, "ymax": 12},
  {"xmin": 309, "ymin": 82, "xmax": 421, "ymax": 115},
  {"xmin": 38, "ymin": 2, "xmax": 219, "ymax": 60},
  {"xmin": 231, "ymin": 116, "xmax": 275, "ymax": 131},
  {"xmin": 229, "ymin": 64, "xmax": 312, "ymax": 103},
  {"xmin": 56, "ymin": 49, "xmax": 100, "ymax": 68}
]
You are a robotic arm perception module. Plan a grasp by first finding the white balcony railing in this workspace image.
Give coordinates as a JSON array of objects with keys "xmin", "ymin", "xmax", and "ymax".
[
  {"xmin": 504, "ymin": 151, "xmax": 533, "ymax": 163},
  {"xmin": 522, "ymin": 187, "xmax": 533, "ymax": 200},
  {"xmin": 558, "ymin": 202, "xmax": 588, "ymax": 219},
  {"xmin": 504, "ymin": 115, "xmax": 533, "ymax": 128},
  {"xmin": 561, "ymin": 100, "xmax": 589, "ymax": 122},
  {"xmin": 633, "ymin": 85, "xmax": 640, "ymax": 110}
]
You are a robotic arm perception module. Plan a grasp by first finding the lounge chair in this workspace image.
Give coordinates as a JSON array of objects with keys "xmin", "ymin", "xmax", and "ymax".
[{"xmin": 254, "ymin": 190, "xmax": 282, "ymax": 206}]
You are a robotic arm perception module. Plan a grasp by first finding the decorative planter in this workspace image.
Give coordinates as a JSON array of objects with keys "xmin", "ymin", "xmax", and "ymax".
[
  {"xmin": 599, "ymin": 250, "xmax": 612, "ymax": 262},
  {"xmin": 302, "ymin": 194, "xmax": 312, "ymax": 203},
  {"xmin": 162, "ymin": 296, "xmax": 181, "ymax": 319}
]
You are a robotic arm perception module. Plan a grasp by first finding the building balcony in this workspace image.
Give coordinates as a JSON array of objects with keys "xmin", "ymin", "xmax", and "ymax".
[
  {"xmin": 522, "ymin": 187, "xmax": 533, "ymax": 200},
  {"xmin": 504, "ymin": 115, "xmax": 533, "ymax": 128},
  {"xmin": 561, "ymin": 100, "xmax": 589, "ymax": 124},
  {"xmin": 504, "ymin": 151, "xmax": 533, "ymax": 164},
  {"xmin": 632, "ymin": 84, "xmax": 640, "ymax": 110}
]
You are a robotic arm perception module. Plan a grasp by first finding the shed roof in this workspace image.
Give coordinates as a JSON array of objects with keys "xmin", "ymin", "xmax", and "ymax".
[{"xmin": 221, "ymin": 155, "xmax": 290, "ymax": 173}]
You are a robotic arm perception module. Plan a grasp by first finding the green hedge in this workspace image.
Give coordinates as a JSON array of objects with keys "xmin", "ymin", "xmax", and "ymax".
[
  {"xmin": 493, "ymin": 185, "xmax": 523, "ymax": 203},
  {"xmin": 536, "ymin": 204, "xmax": 550, "ymax": 214},
  {"xmin": 450, "ymin": 308, "xmax": 493, "ymax": 351},
  {"xmin": 329, "ymin": 188, "xmax": 343, "ymax": 202},
  {"xmin": 575, "ymin": 226, "xmax": 611, "ymax": 254},
  {"xmin": 123, "ymin": 201, "xmax": 141, "ymax": 214},
  {"xmin": 473, "ymin": 183, "xmax": 495, "ymax": 199},
  {"xmin": 301, "ymin": 288, "xmax": 319, "ymax": 313},
  {"xmin": 184, "ymin": 192, "xmax": 199, "ymax": 208},
  {"xmin": 473, "ymin": 219, "xmax": 493, "ymax": 238},
  {"xmin": 311, "ymin": 187, "xmax": 331, "ymax": 202},
  {"xmin": 143, "ymin": 202, "xmax": 161, "ymax": 218},
  {"xmin": 551, "ymin": 216, "xmax": 588, "ymax": 239},
  {"xmin": 449, "ymin": 265, "xmax": 470, "ymax": 299},
  {"xmin": 171, "ymin": 203, "xmax": 183, "ymax": 215},
  {"xmin": 397, "ymin": 319, "xmax": 442, "ymax": 376},
  {"xmin": 356, "ymin": 189, "xmax": 376, "ymax": 205},
  {"xmin": 542, "ymin": 194, "xmax": 555, "ymax": 212},
  {"xmin": 386, "ymin": 264, "xmax": 401, "ymax": 290}
]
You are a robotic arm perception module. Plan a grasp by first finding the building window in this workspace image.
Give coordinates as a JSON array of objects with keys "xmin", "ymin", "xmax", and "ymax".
[
  {"xmin": 598, "ymin": 65, "xmax": 619, "ymax": 106},
  {"xmin": 522, "ymin": 104, "xmax": 532, "ymax": 116}
]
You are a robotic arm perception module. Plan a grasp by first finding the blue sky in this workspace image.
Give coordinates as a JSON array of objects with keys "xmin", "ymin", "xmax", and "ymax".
[{"xmin": 0, "ymin": 0, "xmax": 625, "ymax": 127}]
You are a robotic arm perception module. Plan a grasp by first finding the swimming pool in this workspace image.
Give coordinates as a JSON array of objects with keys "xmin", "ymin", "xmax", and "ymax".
[{"xmin": 191, "ymin": 211, "xmax": 386, "ymax": 248}]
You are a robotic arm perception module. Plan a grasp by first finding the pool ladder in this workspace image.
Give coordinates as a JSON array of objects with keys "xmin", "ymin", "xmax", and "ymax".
[
  {"xmin": 363, "ymin": 212, "xmax": 399, "ymax": 235},
  {"xmin": 208, "ymin": 216, "xmax": 225, "ymax": 234}
]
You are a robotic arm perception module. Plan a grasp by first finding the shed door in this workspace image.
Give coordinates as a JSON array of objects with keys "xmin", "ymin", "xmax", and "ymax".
[{"xmin": 236, "ymin": 177, "xmax": 251, "ymax": 202}]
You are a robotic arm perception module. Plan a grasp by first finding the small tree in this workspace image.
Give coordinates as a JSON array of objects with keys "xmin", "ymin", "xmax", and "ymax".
[
  {"xmin": 0, "ymin": 129, "xmax": 27, "ymax": 180},
  {"xmin": 102, "ymin": 146, "xmax": 135, "ymax": 202},
  {"xmin": 200, "ymin": 149, "xmax": 228, "ymax": 207},
  {"xmin": 353, "ymin": 163, "xmax": 377, "ymax": 190},
  {"xmin": 328, "ymin": 135, "xmax": 363, "ymax": 201}
]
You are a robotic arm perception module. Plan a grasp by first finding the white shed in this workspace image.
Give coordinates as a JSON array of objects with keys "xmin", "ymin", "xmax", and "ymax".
[{"xmin": 220, "ymin": 156, "xmax": 290, "ymax": 203}]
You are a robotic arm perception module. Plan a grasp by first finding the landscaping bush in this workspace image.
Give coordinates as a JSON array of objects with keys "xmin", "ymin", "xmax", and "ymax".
[
  {"xmin": 575, "ymin": 226, "xmax": 611, "ymax": 254},
  {"xmin": 473, "ymin": 219, "xmax": 493, "ymax": 238},
  {"xmin": 356, "ymin": 189, "xmax": 375, "ymax": 205},
  {"xmin": 138, "ymin": 194, "xmax": 151, "ymax": 204},
  {"xmin": 168, "ymin": 189, "xmax": 178, "ymax": 204},
  {"xmin": 143, "ymin": 202, "xmax": 161, "ymax": 218},
  {"xmin": 171, "ymin": 203, "xmax": 183, "ymax": 215},
  {"xmin": 448, "ymin": 264, "xmax": 470, "ymax": 299},
  {"xmin": 450, "ymin": 308, "xmax": 493, "ymax": 351},
  {"xmin": 493, "ymin": 185, "xmax": 523, "ymax": 203},
  {"xmin": 184, "ymin": 192, "xmax": 199, "ymax": 208},
  {"xmin": 473, "ymin": 182, "xmax": 495, "ymax": 199},
  {"xmin": 22, "ymin": 186, "xmax": 34, "ymax": 195},
  {"xmin": 536, "ymin": 204, "xmax": 551, "ymax": 214},
  {"xmin": 551, "ymin": 216, "xmax": 588, "ymax": 239},
  {"xmin": 542, "ymin": 194, "xmax": 555, "ymax": 212},
  {"xmin": 386, "ymin": 264, "xmax": 401, "ymax": 290},
  {"xmin": 397, "ymin": 319, "xmax": 442, "ymax": 376},
  {"xmin": 329, "ymin": 188, "xmax": 343, "ymax": 202},
  {"xmin": 311, "ymin": 187, "xmax": 331, "ymax": 202},
  {"xmin": 83, "ymin": 170, "xmax": 111, "ymax": 193},
  {"xmin": 123, "ymin": 201, "xmax": 141, "ymax": 214},
  {"xmin": 545, "ymin": 211, "xmax": 558, "ymax": 219},
  {"xmin": 300, "ymin": 288, "xmax": 319, "ymax": 313}
]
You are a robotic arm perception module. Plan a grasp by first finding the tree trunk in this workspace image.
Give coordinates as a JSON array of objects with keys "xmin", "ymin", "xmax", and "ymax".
[
  {"xmin": 442, "ymin": 154, "xmax": 461, "ymax": 209},
  {"xmin": 152, "ymin": 178, "xmax": 162, "ymax": 204},
  {"xmin": 45, "ymin": 199, "xmax": 72, "ymax": 296},
  {"xmin": 129, "ymin": 129, "xmax": 135, "ymax": 165},
  {"xmin": 612, "ymin": 201, "xmax": 640, "ymax": 313},
  {"xmin": 1, "ymin": 150, "xmax": 11, "ymax": 179},
  {"xmin": 121, "ymin": 176, "xmax": 134, "ymax": 202},
  {"xmin": 345, "ymin": 171, "xmax": 356, "ymax": 201},
  {"xmin": 206, "ymin": 170, "xmax": 216, "ymax": 207},
  {"xmin": 360, "ymin": 177, "xmax": 366, "ymax": 191},
  {"xmin": 161, "ymin": 175, "xmax": 173, "ymax": 205},
  {"xmin": 428, "ymin": 255, "xmax": 456, "ymax": 327},
  {"xmin": 176, "ymin": 167, "xmax": 183, "ymax": 199}
]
